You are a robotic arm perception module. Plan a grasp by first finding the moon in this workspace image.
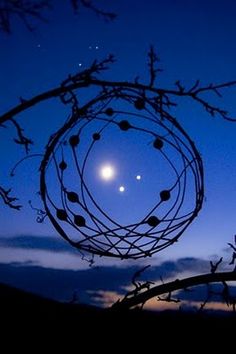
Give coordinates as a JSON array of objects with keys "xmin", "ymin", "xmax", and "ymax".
[
  {"xmin": 100, "ymin": 164, "xmax": 115, "ymax": 181},
  {"xmin": 119, "ymin": 186, "xmax": 125, "ymax": 192}
]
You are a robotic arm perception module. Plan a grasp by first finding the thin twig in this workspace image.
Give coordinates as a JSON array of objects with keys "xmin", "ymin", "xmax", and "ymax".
[
  {"xmin": 210, "ymin": 257, "xmax": 223, "ymax": 273},
  {"xmin": 0, "ymin": 185, "xmax": 22, "ymax": 210}
]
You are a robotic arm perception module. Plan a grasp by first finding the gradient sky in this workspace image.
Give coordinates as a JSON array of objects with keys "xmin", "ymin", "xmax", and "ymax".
[{"xmin": 1, "ymin": 0, "xmax": 236, "ymax": 304}]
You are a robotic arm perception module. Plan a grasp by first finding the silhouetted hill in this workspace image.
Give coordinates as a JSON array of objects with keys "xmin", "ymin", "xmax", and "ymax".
[
  {"xmin": 1, "ymin": 282, "xmax": 235, "ymax": 341},
  {"xmin": 0, "ymin": 282, "xmax": 102, "ymax": 321}
]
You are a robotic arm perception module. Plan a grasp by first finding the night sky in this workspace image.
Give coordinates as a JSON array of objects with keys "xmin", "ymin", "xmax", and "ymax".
[{"xmin": 0, "ymin": 0, "xmax": 236, "ymax": 310}]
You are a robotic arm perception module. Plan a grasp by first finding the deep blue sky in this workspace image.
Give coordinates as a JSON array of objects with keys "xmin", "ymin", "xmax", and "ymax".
[{"xmin": 1, "ymin": 0, "xmax": 236, "ymax": 302}]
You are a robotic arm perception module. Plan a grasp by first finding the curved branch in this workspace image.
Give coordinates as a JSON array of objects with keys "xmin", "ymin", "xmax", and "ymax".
[
  {"xmin": 111, "ymin": 271, "xmax": 236, "ymax": 310},
  {"xmin": 1, "ymin": 76, "xmax": 236, "ymax": 126}
]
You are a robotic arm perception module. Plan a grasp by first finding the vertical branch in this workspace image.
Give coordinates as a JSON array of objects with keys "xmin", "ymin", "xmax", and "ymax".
[
  {"xmin": 228, "ymin": 236, "xmax": 236, "ymax": 266},
  {"xmin": 147, "ymin": 45, "xmax": 162, "ymax": 87},
  {"xmin": 210, "ymin": 257, "xmax": 223, "ymax": 273}
]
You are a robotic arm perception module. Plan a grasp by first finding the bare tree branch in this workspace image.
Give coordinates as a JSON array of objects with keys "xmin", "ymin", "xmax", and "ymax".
[
  {"xmin": 0, "ymin": 0, "xmax": 116, "ymax": 34},
  {"xmin": 124, "ymin": 265, "xmax": 154, "ymax": 298},
  {"xmin": 228, "ymin": 235, "xmax": 236, "ymax": 266},
  {"xmin": 78, "ymin": 0, "xmax": 116, "ymax": 21},
  {"xmin": 0, "ymin": 185, "xmax": 22, "ymax": 210},
  {"xmin": 1, "ymin": 56, "xmax": 235, "ymax": 128},
  {"xmin": 10, "ymin": 118, "xmax": 33, "ymax": 153},
  {"xmin": 199, "ymin": 284, "xmax": 212, "ymax": 311},
  {"xmin": 111, "ymin": 271, "xmax": 236, "ymax": 310},
  {"xmin": 157, "ymin": 291, "xmax": 180, "ymax": 304},
  {"xmin": 0, "ymin": 0, "xmax": 51, "ymax": 33},
  {"xmin": 148, "ymin": 45, "xmax": 162, "ymax": 87},
  {"xmin": 210, "ymin": 257, "xmax": 223, "ymax": 273}
]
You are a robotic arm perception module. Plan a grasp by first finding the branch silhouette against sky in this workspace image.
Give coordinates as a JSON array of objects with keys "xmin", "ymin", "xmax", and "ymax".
[
  {"xmin": 0, "ymin": 0, "xmax": 116, "ymax": 34},
  {"xmin": 1, "ymin": 0, "xmax": 236, "ymax": 312}
]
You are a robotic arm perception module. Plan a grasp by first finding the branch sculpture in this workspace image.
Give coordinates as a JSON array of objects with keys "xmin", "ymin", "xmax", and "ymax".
[
  {"xmin": 1, "ymin": 49, "xmax": 236, "ymax": 310},
  {"xmin": 1, "ymin": 51, "xmax": 236, "ymax": 258}
]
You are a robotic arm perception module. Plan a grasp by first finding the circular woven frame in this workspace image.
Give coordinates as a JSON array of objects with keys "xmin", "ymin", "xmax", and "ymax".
[{"xmin": 40, "ymin": 87, "xmax": 204, "ymax": 259}]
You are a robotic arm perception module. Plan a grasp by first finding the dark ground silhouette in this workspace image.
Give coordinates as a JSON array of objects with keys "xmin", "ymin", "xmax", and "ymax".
[{"xmin": 1, "ymin": 282, "xmax": 235, "ymax": 338}]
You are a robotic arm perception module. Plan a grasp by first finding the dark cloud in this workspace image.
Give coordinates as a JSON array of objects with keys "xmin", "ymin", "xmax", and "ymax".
[
  {"xmin": 0, "ymin": 235, "xmax": 226, "ymax": 276},
  {"xmin": 0, "ymin": 262, "xmax": 135, "ymax": 303},
  {"xmin": 0, "ymin": 257, "xmax": 217, "ymax": 306},
  {"xmin": 0, "ymin": 235, "xmax": 77, "ymax": 253},
  {"xmin": 177, "ymin": 283, "xmax": 236, "ymax": 302},
  {"xmin": 150, "ymin": 257, "xmax": 210, "ymax": 276}
]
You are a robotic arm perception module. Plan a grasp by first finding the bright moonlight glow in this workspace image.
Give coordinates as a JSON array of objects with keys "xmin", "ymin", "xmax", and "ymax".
[
  {"xmin": 119, "ymin": 186, "xmax": 125, "ymax": 192},
  {"xmin": 136, "ymin": 175, "xmax": 141, "ymax": 180},
  {"xmin": 100, "ymin": 165, "xmax": 115, "ymax": 181}
]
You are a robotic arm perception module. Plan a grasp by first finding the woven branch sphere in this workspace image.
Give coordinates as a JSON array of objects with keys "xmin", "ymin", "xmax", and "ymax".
[{"xmin": 40, "ymin": 87, "xmax": 204, "ymax": 259}]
